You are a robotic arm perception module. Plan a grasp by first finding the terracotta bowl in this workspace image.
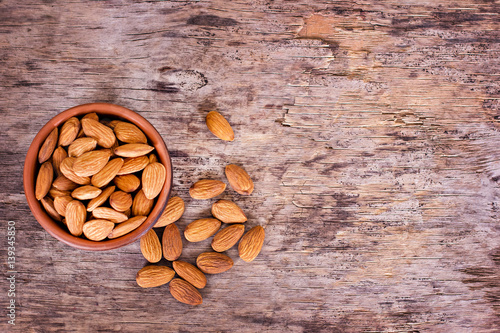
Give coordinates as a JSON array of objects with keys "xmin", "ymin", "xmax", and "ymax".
[{"xmin": 23, "ymin": 103, "xmax": 172, "ymax": 251}]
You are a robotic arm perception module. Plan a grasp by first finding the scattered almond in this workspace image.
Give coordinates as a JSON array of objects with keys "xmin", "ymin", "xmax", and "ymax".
[
  {"xmin": 83, "ymin": 219, "xmax": 114, "ymax": 241},
  {"xmin": 36, "ymin": 162, "xmax": 53, "ymax": 200},
  {"xmin": 142, "ymin": 162, "xmax": 166, "ymax": 200},
  {"xmin": 38, "ymin": 127, "xmax": 58, "ymax": 163},
  {"xmin": 238, "ymin": 225, "xmax": 265, "ymax": 262},
  {"xmin": 196, "ymin": 252, "xmax": 233, "ymax": 274},
  {"xmin": 140, "ymin": 229, "xmax": 162, "ymax": 263},
  {"xmin": 211, "ymin": 200, "xmax": 247, "ymax": 223},
  {"xmin": 206, "ymin": 111, "xmax": 234, "ymax": 141},
  {"xmin": 169, "ymin": 279, "xmax": 203, "ymax": 305},
  {"xmin": 109, "ymin": 191, "xmax": 133, "ymax": 212},
  {"xmin": 225, "ymin": 164, "xmax": 254, "ymax": 195},
  {"xmin": 65, "ymin": 200, "xmax": 86, "ymax": 236},
  {"xmin": 71, "ymin": 185, "xmax": 102, "ymax": 200},
  {"xmin": 162, "ymin": 223, "xmax": 182, "ymax": 261},
  {"xmin": 172, "ymin": 261, "xmax": 207, "ymax": 289},
  {"xmin": 154, "ymin": 196, "xmax": 184, "ymax": 228},
  {"xmin": 136, "ymin": 266, "xmax": 175, "ymax": 288},
  {"xmin": 189, "ymin": 179, "xmax": 226, "ymax": 200},
  {"xmin": 211, "ymin": 224, "xmax": 245, "ymax": 252},
  {"xmin": 108, "ymin": 216, "xmax": 147, "ymax": 239},
  {"xmin": 114, "ymin": 143, "xmax": 154, "ymax": 158},
  {"xmin": 114, "ymin": 121, "xmax": 147, "ymax": 144},
  {"xmin": 58, "ymin": 117, "xmax": 80, "ymax": 146},
  {"xmin": 184, "ymin": 218, "xmax": 221, "ymax": 242},
  {"xmin": 114, "ymin": 174, "xmax": 141, "ymax": 193}
]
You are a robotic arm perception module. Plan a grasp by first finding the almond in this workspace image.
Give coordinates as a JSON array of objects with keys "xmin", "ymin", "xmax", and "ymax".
[
  {"xmin": 172, "ymin": 261, "xmax": 207, "ymax": 289},
  {"xmin": 40, "ymin": 197, "xmax": 62, "ymax": 222},
  {"xmin": 114, "ymin": 144, "xmax": 154, "ymax": 158},
  {"xmin": 189, "ymin": 179, "xmax": 226, "ymax": 200},
  {"xmin": 58, "ymin": 117, "xmax": 80, "ymax": 146},
  {"xmin": 149, "ymin": 154, "xmax": 158, "ymax": 164},
  {"xmin": 154, "ymin": 196, "xmax": 185, "ymax": 228},
  {"xmin": 184, "ymin": 218, "xmax": 221, "ymax": 242},
  {"xmin": 73, "ymin": 149, "xmax": 111, "ymax": 177},
  {"xmin": 162, "ymin": 223, "xmax": 182, "ymax": 261},
  {"xmin": 52, "ymin": 146, "xmax": 68, "ymax": 176},
  {"xmin": 91, "ymin": 158, "xmax": 124, "ymax": 188},
  {"xmin": 71, "ymin": 185, "xmax": 102, "ymax": 200},
  {"xmin": 140, "ymin": 229, "xmax": 162, "ymax": 263},
  {"xmin": 81, "ymin": 118, "xmax": 116, "ymax": 148},
  {"xmin": 196, "ymin": 252, "xmax": 233, "ymax": 274},
  {"xmin": 206, "ymin": 111, "xmax": 234, "ymax": 141},
  {"xmin": 36, "ymin": 162, "xmax": 54, "ymax": 200},
  {"xmin": 116, "ymin": 156, "xmax": 149, "ymax": 175},
  {"xmin": 68, "ymin": 137, "xmax": 97, "ymax": 157},
  {"xmin": 83, "ymin": 219, "xmax": 114, "ymax": 241},
  {"xmin": 142, "ymin": 162, "xmax": 166, "ymax": 200},
  {"xmin": 92, "ymin": 207, "xmax": 128, "ymax": 223},
  {"xmin": 108, "ymin": 215, "xmax": 146, "ymax": 239},
  {"xmin": 211, "ymin": 200, "xmax": 247, "ymax": 223},
  {"xmin": 136, "ymin": 266, "xmax": 175, "ymax": 288},
  {"xmin": 114, "ymin": 122, "xmax": 148, "ymax": 144},
  {"xmin": 52, "ymin": 175, "xmax": 79, "ymax": 191},
  {"xmin": 82, "ymin": 112, "xmax": 99, "ymax": 122},
  {"xmin": 53, "ymin": 195, "xmax": 73, "ymax": 216},
  {"xmin": 123, "ymin": 208, "xmax": 131, "ymax": 217},
  {"xmin": 225, "ymin": 164, "xmax": 254, "ymax": 195},
  {"xmin": 131, "ymin": 189, "xmax": 154, "ymax": 216},
  {"xmin": 109, "ymin": 191, "xmax": 133, "ymax": 212},
  {"xmin": 49, "ymin": 187, "xmax": 71, "ymax": 198},
  {"xmin": 211, "ymin": 224, "xmax": 245, "ymax": 252},
  {"xmin": 66, "ymin": 200, "xmax": 86, "ymax": 236},
  {"xmin": 105, "ymin": 120, "xmax": 121, "ymax": 129},
  {"xmin": 113, "ymin": 174, "xmax": 140, "ymax": 193},
  {"xmin": 60, "ymin": 157, "xmax": 91, "ymax": 185},
  {"xmin": 238, "ymin": 225, "xmax": 265, "ymax": 262},
  {"xmin": 169, "ymin": 279, "xmax": 202, "ymax": 305},
  {"xmin": 38, "ymin": 127, "xmax": 58, "ymax": 163},
  {"xmin": 87, "ymin": 185, "xmax": 115, "ymax": 212}
]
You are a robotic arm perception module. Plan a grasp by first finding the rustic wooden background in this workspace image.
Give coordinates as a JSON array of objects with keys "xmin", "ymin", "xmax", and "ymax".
[{"xmin": 1, "ymin": 0, "xmax": 499, "ymax": 331}]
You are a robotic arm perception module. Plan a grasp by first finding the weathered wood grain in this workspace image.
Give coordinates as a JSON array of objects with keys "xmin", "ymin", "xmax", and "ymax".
[{"xmin": 0, "ymin": 0, "xmax": 499, "ymax": 331}]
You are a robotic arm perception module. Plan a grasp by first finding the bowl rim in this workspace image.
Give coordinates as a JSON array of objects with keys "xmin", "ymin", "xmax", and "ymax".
[{"xmin": 23, "ymin": 103, "xmax": 172, "ymax": 251}]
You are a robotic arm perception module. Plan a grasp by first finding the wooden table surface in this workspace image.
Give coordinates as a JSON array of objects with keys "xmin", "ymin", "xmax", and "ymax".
[{"xmin": 1, "ymin": 0, "xmax": 499, "ymax": 332}]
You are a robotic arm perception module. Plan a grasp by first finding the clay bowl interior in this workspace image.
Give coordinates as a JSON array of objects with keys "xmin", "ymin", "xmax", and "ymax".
[{"xmin": 23, "ymin": 103, "xmax": 172, "ymax": 251}]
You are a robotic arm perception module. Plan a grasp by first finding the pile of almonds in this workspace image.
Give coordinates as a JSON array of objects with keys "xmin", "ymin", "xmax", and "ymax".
[
  {"xmin": 35, "ymin": 112, "xmax": 166, "ymax": 240},
  {"xmin": 136, "ymin": 111, "xmax": 265, "ymax": 305}
]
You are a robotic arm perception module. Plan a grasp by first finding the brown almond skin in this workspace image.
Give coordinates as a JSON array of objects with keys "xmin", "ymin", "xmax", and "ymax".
[
  {"xmin": 211, "ymin": 200, "xmax": 247, "ymax": 223},
  {"xmin": 154, "ymin": 196, "xmax": 184, "ymax": 228},
  {"xmin": 109, "ymin": 191, "xmax": 133, "ymax": 212},
  {"xmin": 169, "ymin": 279, "xmax": 203, "ymax": 305},
  {"xmin": 225, "ymin": 164, "xmax": 254, "ymax": 195},
  {"xmin": 173, "ymin": 261, "xmax": 207, "ymax": 289},
  {"xmin": 40, "ymin": 197, "xmax": 62, "ymax": 222},
  {"xmin": 184, "ymin": 218, "xmax": 221, "ymax": 242},
  {"xmin": 71, "ymin": 185, "xmax": 102, "ymax": 200},
  {"xmin": 68, "ymin": 137, "xmax": 97, "ymax": 158},
  {"xmin": 238, "ymin": 225, "xmax": 265, "ymax": 262},
  {"xmin": 38, "ymin": 127, "xmax": 58, "ymax": 163},
  {"xmin": 49, "ymin": 187, "xmax": 71, "ymax": 198},
  {"xmin": 52, "ymin": 175, "xmax": 79, "ymax": 191},
  {"xmin": 140, "ymin": 229, "xmax": 162, "ymax": 263},
  {"xmin": 116, "ymin": 156, "xmax": 149, "ymax": 175},
  {"xmin": 92, "ymin": 207, "xmax": 128, "ymax": 223},
  {"xmin": 60, "ymin": 157, "xmax": 91, "ymax": 185},
  {"xmin": 108, "ymin": 216, "xmax": 147, "ymax": 239},
  {"xmin": 73, "ymin": 149, "xmax": 111, "ymax": 177},
  {"xmin": 81, "ymin": 118, "xmax": 116, "ymax": 148},
  {"xmin": 83, "ymin": 219, "xmax": 115, "ymax": 241},
  {"xmin": 114, "ymin": 122, "xmax": 148, "ymax": 144},
  {"xmin": 82, "ymin": 112, "xmax": 99, "ymax": 122},
  {"xmin": 58, "ymin": 117, "xmax": 80, "ymax": 146},
  {"xmin": 91, "ymin": 158, "xmax": 124, "ymax": 188},
  {"xmin": 53, "ymin": 195, "xmax": 73, "ymax": 216},
  {"xmin": 206, "ymin": 111, "xmax": 234, "ymax": 141},
  {"xmin": 196, "ymin": 252, "xmax": 233, "ymax": 274},
  {"xmin": 87, "ymin": 185, "xmax": 115, "ymax": 212},
  {"xmin": 66, "ymin": 200, "xmax": 86, "ymax": 236},
  {"xmin": 149, "ymin": 154, "xmax": 158, "ymax": 164},
  {"xmin": 189, "ymin": 179, "xmax": 226, "ymax": 200},
  {"xmin": 114, "ymin": 174, "xmax": 141, "ymax": 193},
  {"xmin": 52, "ymin": 146, "xmax": 68, "ymax": 176},
  {"xmin": 142, "ymin": 162, "xmax": 166, "ymax": 199},
  {"xmin": 36, "ymin": 162, "xmax": 54, "ymax": 200},
  {"xmin": 136, "ymin": 266, "xmax": 175, "ymax": 288},
  {"xmin": 132, "ymin": 189, "xmax": 154, "ymax": 216},
  {"xmin": 114, "ymin": 144, "xmax": 154, "ymax": 158},
  {"xmin": 211, "ymin": 224, "xmax": 245, "ymax": 252},
  {"xmin": 162, "ymin": 223, "xmax": 182, "ymax": 261}
]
